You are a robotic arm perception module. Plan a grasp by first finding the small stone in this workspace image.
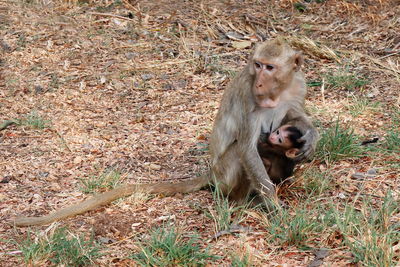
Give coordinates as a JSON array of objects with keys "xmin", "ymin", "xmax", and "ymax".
[
  {"xmin": 163, "ymin": 83, "xmax": 175, "ymax": 90},
  {"xmin": 0, "ymin": 176, "xmax": 12, "ymax": 183},
  {"xmin": 34, "ymin": 85, "xmax": 44, "ymax": 94},
  {"xmin": 314, "ymin": 248, "xmax": 329, "ymax": 259},
  {"xmin": 38, "ymin": 172, "xmax": 49, "ymax": 178},
  {"xmin": 98, "ymin": 236, "xmax": 115, "ymax": 244},
  {"xmin": 367, "ymin": 168, "xmax": 377, "ymax": 175},
  {"xmin": 176, "ymin": 79, "xmax": 187, "ymax": 89},
  {"xmin": 1, "ymin": 40, "xmax": 12, "ymax": 52},
  {"xmin": 125, "ymin": 52, "xmax": 136, "ymax": 60},
  {"xmin": 160, "ymin": 74, "xmax": 169, "ymax": 80},
  {"xmin": 351, "ymin": 172, "xmax": 365, "ymax": 179},
  {"xmin": 338, "ymin": 193, "xmax": 346, "ymax": 199},
  {"xmin": 141, "ymin": 73, "xmax": 154, "ymax": 81}
]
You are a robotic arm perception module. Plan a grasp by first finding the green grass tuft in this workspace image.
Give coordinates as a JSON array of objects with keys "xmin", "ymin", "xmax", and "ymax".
[
  {"xmin": 264, "ymin": 206, "xmax": 325, "ymax": 248},
  {"xmin": 79, "ymin": 168, "xmax": 123, "ymax": 194},
  {"xmin": 18, "ymin": 227, "xmax": 101, "ymax": 266},
  {"xmin": 131, "ymin": 227, "xmax": 218, "ymax": 266},
  {"xmin": 383, "ymin": 129, "xmax": 399, "ymax": 153},
  {"xmin": 348, "ymin": 97, "xmax": 381, "ymax": 117},
  {"xmin": 325, "ymin": 71, "xmax": 368, "ymax": 91},
  {"xmin": 231, "ymin": 253, "xmax": 252, "ymax": 267},
  {"xmin": 331, "ymin": 193, "xmax": 399, "ymax": 266},
  {"xmin": 301, "ymin": 166, "xmax": 332, "ymax": 198},
  {"xmin": 316, "ymin": 120, "xmax": 365, "ymax": 162},
  {"xmin": 206, "ymin": 183, "xmax": 247, "ymax": 234},
  {"xmin": 294, "ymin": 2, "xmax": 306, "ymax": 12},
  {"xmin": 21, "ymin": 111, "xmax": 51, "ymax": 129}
]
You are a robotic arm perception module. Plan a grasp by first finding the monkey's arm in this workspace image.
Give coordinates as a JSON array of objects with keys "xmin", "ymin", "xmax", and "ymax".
[
  {"xmin": 14, "ymin": 175, "xmax": 209, "ymax": 227},
  {"xmin": 261, "ymin": 158, "xmax": 272, "ymax": 173},
  {"xmin": 282, "ymin": 108, "xmax": 319, "ymax": 161},
  {"xmin": 238, "ymin": 124, "xmax": 275, "ymax": 198},
  {"xmin": 209, "ymin": 98, "xmax": 241, "ymax": 164}
]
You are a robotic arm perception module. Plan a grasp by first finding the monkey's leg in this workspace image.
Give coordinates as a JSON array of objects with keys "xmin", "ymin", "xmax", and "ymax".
[
  {"xmin": 228, "ymin": 169, "xmax": 251, "ymax": 205},
  {"xmin": 212, "ymin": 144, "xmax": 251, "ymax": 204}
]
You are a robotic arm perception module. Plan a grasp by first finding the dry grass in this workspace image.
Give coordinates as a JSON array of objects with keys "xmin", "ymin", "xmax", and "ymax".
[{"xmin": 0, "ymin": 0, "xmax": 399, "ymax": 266}]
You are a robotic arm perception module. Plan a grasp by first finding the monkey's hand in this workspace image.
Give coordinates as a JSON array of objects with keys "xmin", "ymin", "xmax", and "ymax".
[
  {"xmin": 240, "ymin": 143, "xmax": 276, "ymax": 197},
  {"xmin": 294, "ymin": 128, "xmax": 319, "ymax": 162},
  {"xmin": 258, "ymin": 132, "xmax": 269, "ymax": 144}
]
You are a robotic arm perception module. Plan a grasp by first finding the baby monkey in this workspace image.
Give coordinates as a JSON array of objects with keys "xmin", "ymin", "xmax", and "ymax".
[{"xmin": 257, "ymin": 125, "xmax": 305, "ymax": 184}]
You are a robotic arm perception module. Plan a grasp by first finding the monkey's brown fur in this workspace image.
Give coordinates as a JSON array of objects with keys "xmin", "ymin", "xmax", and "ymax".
[
  {"xmin": 14, "ymin": 38, "xmax": 318, "ymax": 226},
  {"xmin": 257, "ymin": 125, "xmax": 304, "ymax": 185},
  {"xmin": 209, "ymin": 38, "xmax": 318, "ymax": 205}
]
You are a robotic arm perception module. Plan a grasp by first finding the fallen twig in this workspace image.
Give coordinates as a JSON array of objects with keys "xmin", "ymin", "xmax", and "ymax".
[
  {"xmin": 210, "ymin": 224, "xmax": 251, "ymax": 241},
  {"xmin": 88, "ymin": 12, "xmax": 136, "ymax": 22}
]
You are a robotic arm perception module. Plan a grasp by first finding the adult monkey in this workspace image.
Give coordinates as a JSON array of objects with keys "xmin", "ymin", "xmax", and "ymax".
[
  {"xmin": 14, "ymin": 38, "xmax": 317, "ymax": 227},
  {"xmin": 209, "ymin": 37, "xmax": 318, "ymax": 205}
]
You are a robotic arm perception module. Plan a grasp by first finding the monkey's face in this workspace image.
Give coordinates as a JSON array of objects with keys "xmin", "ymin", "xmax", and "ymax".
[
  {"xmin": 250, "ymin": 40, "xmax": 303, "ymax": 109},
  {"xmin": 268, "ymin": 125, "xmax": 293, "ymax": 149},
  {"xmin": 252, "ymin": 60, "xmax": 281, "ymax": 108}
]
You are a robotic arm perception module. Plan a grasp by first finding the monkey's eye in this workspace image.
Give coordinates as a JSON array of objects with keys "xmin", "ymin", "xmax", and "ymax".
[
  {"xmin": 266, "ymin": 64, "xmax": 275, "ymax": 71},
  {"xmin": 276, "ymin": 130, "xmax": 280, "ymax": 134},
  {"xmin": 254, "ymin": 61, "xmax": 262, "ymax": 69}
]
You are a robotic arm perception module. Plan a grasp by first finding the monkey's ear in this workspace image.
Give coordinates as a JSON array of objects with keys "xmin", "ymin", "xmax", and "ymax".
[
  {"xmin": 293, "ymin": 52, "xmax": 304, "ymax": 72},
  {"xmin": 286, "ymin": 148, "xmax": 300, "ymax": 158}
]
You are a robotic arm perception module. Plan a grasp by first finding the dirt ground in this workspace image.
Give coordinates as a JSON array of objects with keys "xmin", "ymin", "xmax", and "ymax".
[{"xmin": 0, "ymin": 0, "xmax": 399, "ymax": 266}]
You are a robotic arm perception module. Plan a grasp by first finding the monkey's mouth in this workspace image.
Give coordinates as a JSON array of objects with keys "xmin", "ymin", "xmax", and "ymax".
[{"xmin": 257, "ymin": 97, "xmax": 280, "ymax": 108}]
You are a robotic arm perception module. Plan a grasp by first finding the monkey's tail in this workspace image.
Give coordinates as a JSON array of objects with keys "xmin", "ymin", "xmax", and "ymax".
[{"xmin": 14, "ymin": 175, "xmax": 209, "ymax": 227}]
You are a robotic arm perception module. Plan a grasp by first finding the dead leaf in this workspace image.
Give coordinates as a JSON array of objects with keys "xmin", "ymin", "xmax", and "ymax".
[
  {"xmin": 197, "ymin": 134, "xmax": 206, "ymax": 140},
  {"xmin": 74, "ymin": 156, "xmax": 83, "ymax": 164},
  {"xmin": 149, "ymin": 163, "xmax": 161, "ymax": 171},
  {"xmin": 0, "ymin": 193, "xmax": 7, "ymax": 202},
  {"xmin": 232, "ymin": 40, "xmax": 252, "ymax": 49}
]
